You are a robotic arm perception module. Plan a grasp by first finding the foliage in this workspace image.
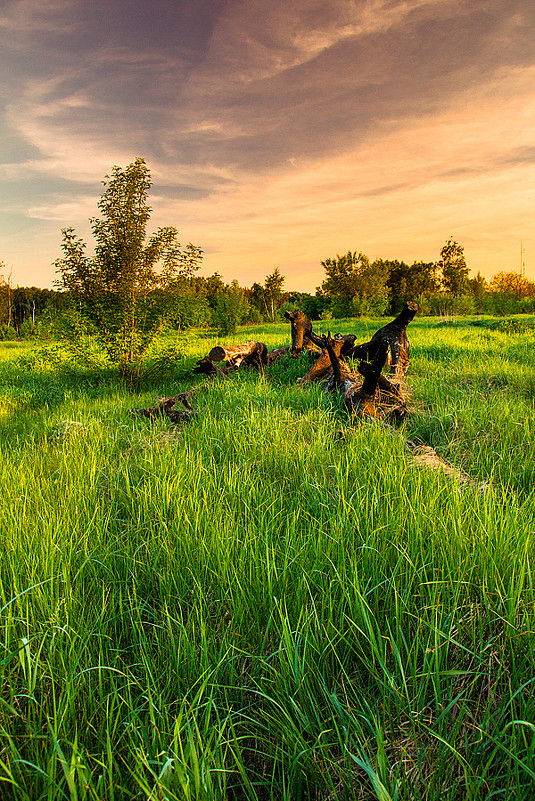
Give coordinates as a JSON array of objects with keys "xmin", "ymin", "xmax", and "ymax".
[
  {"xmin": 319, "ymin": 251, "xmax": 389, "ymax": 317},
  {"xmin": 387, "ymin": 260, "xmax": 439, "ymax": 310},
  {"xmin": 55, "ymin": 158, "xmax": 202, "ymax": 376},
  {"xmin": 0, "ymin": 264, "xmax": 14, "ymax": 329},
  {"xmin": 438, "ymin": 238, "xmax": 469, "ymax": 295},
  {"xmin": 0, "ymin": 324, "xmax": 17, "ymax": 340},
  {"xmin": 489, "ymin": 270, "xmax": 535, "ymax": 298},
  {"xmin": 428, "ymin": 291, "xmax": 476, "ymax": 317},
  {"xmin": 213, "ymin": 280, "xmax": 252, "ymax": 334},
  {"xmin": 263, "ymin": 267, "xmax": 285, "ymax": 321},
  {"xmin": 468, "ymin": 271, "xmax": 488, "ymax": 298},
  {"xmin": 248, "ymin": 268, "xmax": 286, "ymax": 321}
]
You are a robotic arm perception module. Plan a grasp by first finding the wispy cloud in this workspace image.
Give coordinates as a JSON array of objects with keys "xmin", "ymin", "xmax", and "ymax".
[{"xmin": 0, "ymin": 0, "xmax": 534, "ymax": 286}]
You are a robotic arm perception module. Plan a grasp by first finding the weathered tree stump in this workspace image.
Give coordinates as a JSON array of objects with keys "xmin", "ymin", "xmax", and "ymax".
[
  {"xmin": 319, "ymin": 334, "xmax": 391, "ymax": 417},
  {"xmin": 297, "ymin": 338, "xmax": 346, "ymax": 385},
  {"xmin": 284, "ymin": 310, "xmax": 320, "ymax": 357},
  {"xmin": 351, "ymin": 301, "xmax": 418, "ymax": 384}
]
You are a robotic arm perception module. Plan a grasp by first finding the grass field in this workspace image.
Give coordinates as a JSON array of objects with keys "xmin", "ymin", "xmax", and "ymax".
[{"xmin": 0, "ymin": 315, "xmax": 534, "ymax": 800}]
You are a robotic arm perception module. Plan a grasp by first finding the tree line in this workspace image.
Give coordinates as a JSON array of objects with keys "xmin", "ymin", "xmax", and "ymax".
[{"xmin": 1, "ymin": 158, "xmax": 534, "ymax": 365}]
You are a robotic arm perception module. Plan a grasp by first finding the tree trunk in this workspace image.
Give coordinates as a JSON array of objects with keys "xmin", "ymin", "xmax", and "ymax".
[
  {"xmin": 208, "ymin": 341, "xmax": 268, "ymax": 367},
  {"xmin": 265, "ymin": 346, "xmax": 290, "ymax": 365},
  {"xmin": 350, "ymin": 301, "xmax": 418, "ymax": 384}
]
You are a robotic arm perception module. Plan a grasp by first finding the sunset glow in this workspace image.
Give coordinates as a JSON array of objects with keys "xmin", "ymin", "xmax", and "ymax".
[{"xmin": 1, "ymin": 0, "xmax": 534, "ymax": 289}]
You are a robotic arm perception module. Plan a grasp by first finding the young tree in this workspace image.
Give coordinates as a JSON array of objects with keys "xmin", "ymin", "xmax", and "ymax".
[
  {"xmin": 438, "ymin": 238, "xmax": 469, "ymax": 296},
  {"xmin": 0, "ymin": 265, "xmax": 13, "ymax": 327},
  {"xmin": 263, "ymin": 267, "xmax": 285, "ymax": 321},
  {"xmin": 55, "ymin": 158, "xmax": 202, "ymax": 375},
  {"xmin": 213, "ymin": 280, "xmax": 251, "ymax": 334}
]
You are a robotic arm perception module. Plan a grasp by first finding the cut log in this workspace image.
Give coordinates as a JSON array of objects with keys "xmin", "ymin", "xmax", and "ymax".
[{"xmin": 208, "ymin": 341, "xmax": 268, "ymax": 368}]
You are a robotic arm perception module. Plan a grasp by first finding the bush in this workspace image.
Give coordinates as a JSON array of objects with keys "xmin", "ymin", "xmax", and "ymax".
[
  {"xmin": 19, "ymin": 319, "xmax": 37, "ymax": 340},
  {"xmin": 213, "ymin": 282, "xmax": 252, "ymax": 334},
  {"xmin": 0, "ymin": 324, "xmax": 18, "ymax": 340},
  {"xmin": 351, "ymin": 291, "xmax": 389, "ymax": 317}
]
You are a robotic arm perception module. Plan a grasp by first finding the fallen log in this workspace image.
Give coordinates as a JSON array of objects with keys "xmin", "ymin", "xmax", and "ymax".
[
  {"xmin": 265, "ymin": 346, "xmax": 291, "ymax": 365},
  {"xmin": 208, "ymin": 341, "xmax": 268, "ymax": 368},
  {"xmin": 192, "ymin": 357, "xmax": 238, "ymax": 377}
]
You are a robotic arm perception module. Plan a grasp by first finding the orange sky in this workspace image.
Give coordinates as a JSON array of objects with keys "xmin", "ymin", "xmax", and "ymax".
[{"xmin": 1, "ymin": 0, "xmax": 534, "ymax": 290}]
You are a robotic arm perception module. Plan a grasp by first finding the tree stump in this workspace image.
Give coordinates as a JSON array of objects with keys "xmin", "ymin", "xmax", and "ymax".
[
  {"xmin": 351, "ymin": 301, "xmax": 418, "ymax": 385},
  {"xmin": 284, "ymin": 310, "xmax": 320, "ymax": 357}
]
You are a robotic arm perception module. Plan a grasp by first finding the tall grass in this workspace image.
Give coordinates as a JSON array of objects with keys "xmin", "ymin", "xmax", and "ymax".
[{"xmin": 0, "ymin": 317, "xmax": 533, "ymax": 800}]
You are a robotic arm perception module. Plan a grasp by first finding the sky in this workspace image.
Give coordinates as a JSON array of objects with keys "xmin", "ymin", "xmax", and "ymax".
[{"xmin": 1, "ymin": 0, "xmax": 534, "ymax": 292}]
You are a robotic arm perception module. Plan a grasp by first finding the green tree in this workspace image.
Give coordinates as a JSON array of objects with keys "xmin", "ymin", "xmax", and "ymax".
[
  {"xmin": 249, "ymin": 282, "xmax": 267, "ymax": 317},
  {"xmin": 489, "ymin": 271, "xmax": 535, "ymax": 299},
  {"xmin": 386, "ymin": 260, "xmax": 439, "ymax": 308},
  {"xmin": 319, "ymin": 251, "xmax": 389, "ymax": 317},
  {"xmin": 438, "ymin": 238, "xmax": 469, "ymax": 296},
  {"xmin": 468, "ymin": 271, "xmax": 488, "ymax": 298},
  {"xmin": 0, "ymin": 264, "xmax": 14, "ymax": 330},
  {"xmin": 263, "ymin": 267, "xmax": 285, "ymax": 321},
  {"xmin": 55, "ymin": 158, "xmax": 202, "ymax": 375},
  {"xmin": 213, "ymin": 280, "xmax": 251, "ymax": 334}
]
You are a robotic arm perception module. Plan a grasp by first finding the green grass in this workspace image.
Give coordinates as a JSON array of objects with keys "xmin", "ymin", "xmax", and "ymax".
[{"xmin": 0, "ymin": 316, "xmax": 534, "ymax": 800}]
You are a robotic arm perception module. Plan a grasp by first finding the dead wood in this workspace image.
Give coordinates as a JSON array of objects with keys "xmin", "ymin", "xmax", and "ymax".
[
  {"xmin": 284, "ymin": 309, "xmax": 320, "ymax": 357},
  {"xmin": 208, "ymin": 341, "xmax": 268, "ymax": 368},
  {"xmin": 265, "ymin": 346, "xmax": 291, "ymax": 365},
  {"xmin": 131, "ymin": 392, "xmax": 198, "ymax": 424},
  {"xmin": 193, "ymin": 357, "xmax": 239, "ymax": 377},
  {"xmin": 312, "ymin": 333, "xmax": 391, "ymax": 418},
  {"xmin": 405, "ymin": 440, "xmax": 489, "ymax": 491},
  {"xmin": 351, "ymin": 301, "xmax": 418, "ymax": 384},
  {"xmin": 297, "ymin": 338, "xmax": 346, "ymax": 385},
  {"xmin": 333, "ymin": 332, "xmax": 358, "ymax": 358}
]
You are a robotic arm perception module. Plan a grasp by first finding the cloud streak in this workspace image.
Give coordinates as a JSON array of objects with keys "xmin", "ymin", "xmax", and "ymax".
[{"xmin": 1, "ymin": 0, "xmax": 534, "ymax": 287}]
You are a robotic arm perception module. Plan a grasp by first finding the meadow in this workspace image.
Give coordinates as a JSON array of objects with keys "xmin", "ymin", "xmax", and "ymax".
[{"xmin": 0, "ymin": 315, "xmax": 534, "ymax": 800}]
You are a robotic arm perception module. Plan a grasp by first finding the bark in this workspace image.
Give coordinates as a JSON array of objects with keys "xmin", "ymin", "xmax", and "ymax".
[
  {"xmin": 131, "ymin": 392, "xmax": 198, "ymax": 423},
  {"xmin": 322, "ymin": 335, "xmax": 390, "ymax": 417},
  {"xmin": 297, "ymin": 338, "xmax": 345, "ymax": 385},
  {"xmin": 193, "ymin": 357, "xmax": 238, "ymax": 377},
  {"xmin": 284, "ymin": 310, "xmax": 319, "ymax": 356},
  {"xmin": 265, "ymin": 346, "xmax": 291, "ymax": 365},
  {"xmin": 350, "ymin": 302, "xmax": 418, "ymax": 384},
  {"xmin": 208, "ymin": 340, "xmax": 268, "ymax": 368}
]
